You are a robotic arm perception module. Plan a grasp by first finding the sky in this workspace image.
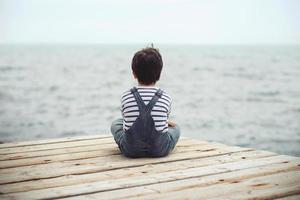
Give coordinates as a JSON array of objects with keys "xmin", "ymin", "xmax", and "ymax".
[{"xmin": 0, "ymin": 0, "xmax": 300, "ymax": 44}]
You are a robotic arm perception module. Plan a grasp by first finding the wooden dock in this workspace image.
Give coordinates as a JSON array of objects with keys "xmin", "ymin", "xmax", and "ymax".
[{"xmin": 0, "ymin": 134, "xmax": 299, "ymax": 200}]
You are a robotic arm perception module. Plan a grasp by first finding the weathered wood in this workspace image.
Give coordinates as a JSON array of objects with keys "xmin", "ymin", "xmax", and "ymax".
[
  {"xmin": 0, "ymin": 135, "xmax": 299, "ymax": 200},
  {"xmin": 0, "ymin": 150, "xmax": 275, "ymax": 193},
  {"xmin": 0, "ymin": 143, "xmax": 118, "ymax": 161},
  {"xmin": 275, "ymin": 195, "xmax": 300, "ymax": 200},
  {"xmin": 0, "ymin": 144, "xmax": 250, "ymax": 184},
  {"xmin": 0, "ymin": 137, "xmax": 115, "ymax": 155},
  {"xmin": 124, "ymin": 171, "xmax": 300, "ymax": 200},
  {"xmin": 0, "ymin": 134, "xmax": 111, "ymax": 149},
  {"xmin": 62, "ymin": 159, "xmax": 300, "ymax": 200},
  {"xmin": 0, "ymin": 138, "xmax": 205, "ymax": 161},
  {"xmin": 0, "ymin": 137, "xmax": 193, "ymax": 157},
  {"xmin": 2, "ymin": 155, "xmax": 298, "ymax": 200},
  {"xmin": 0, "ymin": 140, "xmax": 213, "ymax": 168}
]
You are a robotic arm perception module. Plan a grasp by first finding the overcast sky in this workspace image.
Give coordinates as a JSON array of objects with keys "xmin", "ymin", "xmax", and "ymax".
[{"xmin": 0, "ymin": 0, "xmax": 299, "ymax": 44}]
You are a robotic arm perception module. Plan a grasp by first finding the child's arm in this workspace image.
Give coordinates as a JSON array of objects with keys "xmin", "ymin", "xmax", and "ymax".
[
  {"xmin": 167, "ymin": 120, "xmax": 176, "ymax": 127},
  {"xmin": 166, "ymin": 94, "xmax": 175, "ymax": 127}
]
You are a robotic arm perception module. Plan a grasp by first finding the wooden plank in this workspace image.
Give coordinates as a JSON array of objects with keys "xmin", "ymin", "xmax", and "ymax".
[
  {"xmin": 0, "ymin": 137, "xmax": 115, "ymax": 155},
  {"xmin": 0, "ymin": 139, "xmax": 212, "ymax": 168},
  {"xmin": 219, "ymin": 184, "xmax": 300, "ymax": 200},
  {"xmin": 0, "ymin": 145, "xmax": 251, "ymax": 184},
  {"xmin": 61, "ymin": 159, "xmax": 300, "ymax": 200},
  {"xmin": 275, "ymin": 195, "xmax": 300, "ymax": 200},
  {"xmin": 0, "ymin": 147, "xmax": 119, "ymax": 168},
  {"xmin": 0, "ymin": 142, "xmax": 243, "ymax": 184},
  {"xmin": 124, "ymin": 171, "xmax": 300, "ymax": 200},
  {"xmin": 0, "ymin": 138, "xmax": 206, "ymax": 161},
  {"xmin": 0, "ymin": 135, "xmax": 298, "ymax": 200},
  {"xmin": 1, "ymin": 155, "xmax": 298, "ymax": 200},
  {"xmin": 0, "ymin": 150, "xmax": 274, "ymax": 194},
  {"xmin": 0, "ymin": 143, "xmax": 117, "ymax": 161},
  {"xmin": 0, "ymin": 137, "xmax": 194, "ymax": 156},
  {"xmin": 0, "ymin": 134, "xmax": 111, "ymax": 149},
  {"xmin": 0, "ymin": 135, "xmax": 190, "ymax": 150}
]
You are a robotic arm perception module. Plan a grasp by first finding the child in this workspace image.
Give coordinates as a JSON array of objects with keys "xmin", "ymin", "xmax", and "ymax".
[{"xmin": 110, "ymin": 47, "xmax": 180, "ymax": 158}]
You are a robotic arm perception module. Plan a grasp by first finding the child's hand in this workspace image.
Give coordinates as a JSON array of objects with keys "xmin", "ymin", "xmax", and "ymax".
[{"xmin": 167, "ymin": 120, "xmax": 176, "ymax": 127}]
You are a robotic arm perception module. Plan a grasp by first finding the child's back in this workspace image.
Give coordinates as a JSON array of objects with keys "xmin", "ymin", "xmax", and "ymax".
[
  {"xmin": 121, "ymin": 86, "xmax": 172, "ymax": 133},
  {"xmin": 110, "ymin": 47, "xmax": 180, "ymax": 158}
]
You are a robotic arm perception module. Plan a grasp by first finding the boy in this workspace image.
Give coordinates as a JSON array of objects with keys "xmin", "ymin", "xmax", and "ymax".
[{"xmin": 110, "ymin": 47, "xmax": 180, "ymax": 158}]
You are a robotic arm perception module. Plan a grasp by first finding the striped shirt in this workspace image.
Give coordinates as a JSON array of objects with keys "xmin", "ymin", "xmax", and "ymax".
[{"xmin": 121, "ymin": 86, "xmax": 172, "ymax": 133}]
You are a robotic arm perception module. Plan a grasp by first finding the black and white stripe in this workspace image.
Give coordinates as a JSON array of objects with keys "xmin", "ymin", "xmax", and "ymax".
[{"xmin": 121, "ymin": 86, "xmax": 172, "ymax": 133}]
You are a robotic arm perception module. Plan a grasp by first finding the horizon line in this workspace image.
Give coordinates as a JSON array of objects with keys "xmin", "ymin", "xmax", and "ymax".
[{"xmin": 1, "ymin": 42, "xmax": 300, "ymax": 46}]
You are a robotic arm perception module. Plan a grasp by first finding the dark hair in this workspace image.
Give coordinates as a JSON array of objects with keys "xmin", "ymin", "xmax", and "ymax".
[{"xmin": 131, "ymin": 47, "xmax": 163, "ymax": 85}]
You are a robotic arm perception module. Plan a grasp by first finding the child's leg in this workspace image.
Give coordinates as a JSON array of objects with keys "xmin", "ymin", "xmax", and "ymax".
[
  {"xmin": 168, "ymin": 124, "xmax": 181, "ymax": 151},
  {"xmin": 110, "ymin": 118, "xmax": 124, "ymax": 144}
]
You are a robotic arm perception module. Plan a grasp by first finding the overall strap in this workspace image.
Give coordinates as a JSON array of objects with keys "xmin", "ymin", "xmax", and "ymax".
[
  {"xmin": 146, "ymin": 89, "xmax": 163, "ymax": 112},
  {"xmin": 130, "ymin": 87, "xmax": 146, "ymax": 111},
  {"xmin": 130, "ymin": 87, "xmax": 163, "ymax": 113}
]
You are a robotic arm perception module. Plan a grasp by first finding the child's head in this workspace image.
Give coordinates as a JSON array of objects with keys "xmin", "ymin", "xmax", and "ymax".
[{"xmin": 131, "ymin": 47, "xmax": 163, "ymax": 85}]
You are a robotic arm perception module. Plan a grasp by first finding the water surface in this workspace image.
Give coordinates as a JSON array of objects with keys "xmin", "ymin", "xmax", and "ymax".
[{"xmin": 0, "ymin": 44, "xmax": 299, "ymax": 156}]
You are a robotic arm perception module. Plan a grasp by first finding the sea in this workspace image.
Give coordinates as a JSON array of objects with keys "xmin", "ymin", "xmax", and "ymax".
[{"xmin": 0, "ymin": 44, "xmax": 299, "ymax": 156}]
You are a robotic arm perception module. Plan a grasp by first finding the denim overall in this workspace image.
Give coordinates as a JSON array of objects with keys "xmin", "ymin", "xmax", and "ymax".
[{"xmin": 118, "ymin": 87, "xmax": 172, "ymax": 158}]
